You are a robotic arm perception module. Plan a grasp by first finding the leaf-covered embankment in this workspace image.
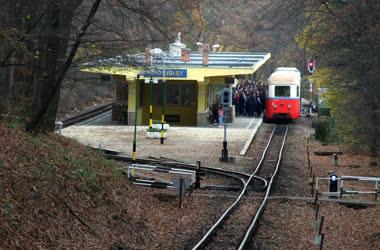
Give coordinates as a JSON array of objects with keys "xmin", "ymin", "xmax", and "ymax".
[{"xmin": 0, "ymin": 122, "xmax": 150, "ymax": 248}]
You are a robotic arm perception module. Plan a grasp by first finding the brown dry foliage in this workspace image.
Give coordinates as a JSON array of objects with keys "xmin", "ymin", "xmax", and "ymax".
[
  {"xmin": 0, "ymin": 122, "xmax": 148, "ymax": 248},
  {"xmin": 0, "ymin": 122, "xmax": 232, "ymax": 249}
]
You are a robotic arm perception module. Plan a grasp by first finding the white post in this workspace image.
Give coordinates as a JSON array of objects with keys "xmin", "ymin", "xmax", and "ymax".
[
  {"xmin": 163, "ymin": 56, "xmax": 166, "ymax": 81},
  {"xmin": 309, "ymin": 79, "xmax": 313, "ymax": 115},
  {"xmin": 55, "ymin": 121, "xmax": 63, "ymax": 135},
  {"xmin": 315, "ymin": 178, "xmax": 319, "ymax": 194},
  {"xmin": 127, "ymin": 166, "xmax": 131, "ymax": 179}
]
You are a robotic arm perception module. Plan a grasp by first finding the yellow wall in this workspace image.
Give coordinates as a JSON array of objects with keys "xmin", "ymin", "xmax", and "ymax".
[
  {"xmin": 127, "ymin": 79, "xmax": 136, "ymax": 111},
  {"xmin": 197, "ymin": 81, "xmax": 206, "ymax": 112},
  {"xmin": 127, "ymin": 79, "xmax": 143, "ymax": 123},
  {"xmin": 208, "ymin": 76, "xmax": 226, "ymax": 84},
  {"xmin": 141, "ymin": 80, "xmax": 197, "ymax": 126}
]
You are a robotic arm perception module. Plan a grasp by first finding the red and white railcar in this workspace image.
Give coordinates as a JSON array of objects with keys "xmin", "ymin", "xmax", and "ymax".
[{"xmin": 264, "ymin": 67, "xmax": 301, "ymax": 121}]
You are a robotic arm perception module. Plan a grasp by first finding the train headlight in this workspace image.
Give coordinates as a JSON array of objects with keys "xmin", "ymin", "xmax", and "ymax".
[
  {"xmin": 272, "ymin": 102, "xmax": 277, "ymax": 109},
  {"xmin": 288, "ymin": 104, "xmax": 291, "ymax": 109}
]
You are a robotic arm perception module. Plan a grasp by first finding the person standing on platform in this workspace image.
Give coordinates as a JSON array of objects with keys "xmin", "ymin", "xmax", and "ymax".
[
  {"xmin": 240, "ymin": 92, "xmax": 247, "ymax": 116},
  {"xmin": 260, "ymin": 88, "xmax": 266, "ymax": 113},
  {"xmin": 218, "ymin": 105, "xmax": 224, "ymax": 127},
  {"xmin": 234, "ymin": 92, "xmax": 241, "ymax": 115},
  {"xmin": 249, "ymin": 94, "xmax": 257, "ymax": 117},
  {"xmin": 207, "ymin": 107, "xmax": 213, "ymax": 126},
  {"xmin": 256, "ymin": 92, "xmax": 262, "ymax": 117},
  {"xmin": 122, "ymin": 107, "xmax": 128, "ymax": 124}
]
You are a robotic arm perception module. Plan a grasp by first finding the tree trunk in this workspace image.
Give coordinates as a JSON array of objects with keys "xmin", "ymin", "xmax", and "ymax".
[
  {"xmin": 0, "ymin": 66, "xmax": 10, "ymax": 114},
  {"xmin": 26, "ymin": 0, "xmax": 102, "ymax": 133},
  {"xmin": 0, "ymin": 1, "xmax": 13, "ymax": 114},
  {"xmin": 27, "ymin": 0, "xmax": 85, "ymax": 132}
]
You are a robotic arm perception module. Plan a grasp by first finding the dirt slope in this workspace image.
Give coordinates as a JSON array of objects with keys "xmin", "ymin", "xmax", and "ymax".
[
  {"xmin": 0, "ymin": 122, "xmax": 149, "ymax": 248},
  {"xmin": 0, "ymin": 122, "xmax": 233, "ymax": 249}
]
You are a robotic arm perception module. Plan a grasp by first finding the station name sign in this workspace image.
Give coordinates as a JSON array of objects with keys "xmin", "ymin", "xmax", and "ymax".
[{"xmin": 142, "ymin": 69, "xmax": 187, "ymax": 78}]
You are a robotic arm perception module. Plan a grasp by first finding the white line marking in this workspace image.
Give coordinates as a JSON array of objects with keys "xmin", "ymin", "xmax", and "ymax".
[
  {"xmin": 245, "ymin": 118, "xmax": 255, "ymax": 130},
  {"xmin": 240, "ymin": 118, "xmax": 263, "ymax": 156}
]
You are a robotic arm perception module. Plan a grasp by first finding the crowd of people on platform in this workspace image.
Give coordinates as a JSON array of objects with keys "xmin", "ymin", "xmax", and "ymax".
[
  {"xmin": 233, "ymin": 80, "xmax": 266, "ymax": 117},
  {"xmin": 208, "ymin": 80, "xmax": 266, "ymax": 127}
]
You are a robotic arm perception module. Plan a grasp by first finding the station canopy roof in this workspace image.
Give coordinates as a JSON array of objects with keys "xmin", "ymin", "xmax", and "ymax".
[{"xmin": 81, "ymin": 51, "xmax": 271, "ymax": 81}]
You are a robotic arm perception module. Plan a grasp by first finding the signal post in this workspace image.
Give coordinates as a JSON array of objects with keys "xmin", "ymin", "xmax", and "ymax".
[
  {"xmin": 220, "ymin": 84, "xmax": 235, "ymax": 163},
  {"xmin": 307, "ymin": 59, "xmax": 316, "ymax": 115}
]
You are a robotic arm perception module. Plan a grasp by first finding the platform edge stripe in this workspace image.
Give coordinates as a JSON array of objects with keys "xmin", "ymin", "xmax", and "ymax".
[{"xmin": 240, "ymin": 118, "xmax": 263, "ymax": 156}]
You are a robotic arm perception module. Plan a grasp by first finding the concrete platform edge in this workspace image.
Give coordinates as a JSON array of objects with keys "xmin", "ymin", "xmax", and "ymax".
[{"xmin": 239, "ymin": 118, "xmax": 263, "ymax": 156}]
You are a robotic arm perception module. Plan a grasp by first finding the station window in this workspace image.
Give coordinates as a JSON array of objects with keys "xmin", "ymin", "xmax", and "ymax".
[
  {"xmin": 166, "ymin": 83, "xmax": 196, "ymax": 105},
  {"xmin": 275, "ymin": 86, "xmax": 290, "ymax": 97},
  {"xmin": 181, "ymin": 84, "xmax": 196, "ymax": 106},
  {"xmin": 167, "ymin": 84, "xmax": 180, "ymax": 105},
  {"xmin": 152, "ymin": 84, "xmax": 163, "ymax": 105},
  {"xmin": 100, "ymin": 74, "xmax": 111, "ymax": 82}
]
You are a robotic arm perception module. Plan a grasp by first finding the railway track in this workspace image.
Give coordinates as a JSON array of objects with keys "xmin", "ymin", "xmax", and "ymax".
[
  {"xmin": 104, "ymin": 153, "xmax": 249, "ymax": 188},
  {"xmin": 192, "ymin": 124, "xmax": 289, "ymax": 250},
  {"xmin": 60, "ymin": 102, "xmax": 114, "ymax": 128},
  {"xmin": 103, "ymin": 153, "xmax": 269, "ymax": 192}
]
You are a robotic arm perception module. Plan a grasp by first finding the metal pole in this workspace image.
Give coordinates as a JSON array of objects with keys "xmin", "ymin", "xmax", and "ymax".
[
  {"xmin": 318, "ymin": 216, "xmax": 324, "ymax": 235},
  {"xmin": 309, "ymin": 78, "xmax": 313, "ymax": 115},
  {"xmin": 179, "ymin": 177, "xmax": 183, "ymax": 209},
  {"xmin": 161, "ymin": 57, "xmax": 166, "ymax": 144},
  {"xmin": 149, "ymin": 77, "xmax": 153, "ymax": 129},
  {"xmin": 132, "ymin": 79, "xmax": 139, "ymax": 161},
  {"xmin": 222, "ymin": 106, "xmax": 228, "ymax": 161},
  {"xmin": 319, "ymin": 233, "xmax": 325, "ymax": 250},
  {"xmin": 224, "ymin": 111, "xmax": 227, "ymax": 141},
  {"xmin": 375, "ymin": 181, "xmax": 378, "ymax": 200},
  {"xmin": 314, "ymin": 203, "xmax": 319, "ymax": 221}
]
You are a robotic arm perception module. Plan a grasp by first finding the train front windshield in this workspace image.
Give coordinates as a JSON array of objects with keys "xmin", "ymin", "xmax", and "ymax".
[{"xmin": 274, "ymin": 86, "xmax": 290, "ymax": 97}]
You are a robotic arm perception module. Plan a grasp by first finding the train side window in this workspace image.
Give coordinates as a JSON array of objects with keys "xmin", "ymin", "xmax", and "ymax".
[
  {"xmin": 274, "ymin": 86, "xmax": 290, "ymax": 97},
  {"xmin": 297, "ymin": 86, "xmax": 300, "ymax": 97}
]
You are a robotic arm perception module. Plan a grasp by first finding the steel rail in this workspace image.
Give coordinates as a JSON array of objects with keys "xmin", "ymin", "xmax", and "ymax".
[
  {"xmin": 156, "ymin": 156, "xmax": 267, "ymax": 188},
  {"xmin": 105, "ymin": 154, "xmax": 248, "ymax": 188},
  {"xmin": 191, "ymin": 126, "xmax": 277, "ymax": 250},
  {"xmin": 60, "ymin": 102, "xmax": 114, "ymax": 128},
  {"xmin": 238, "ymin": 125, "xmax": 288, "ymax": 249}
]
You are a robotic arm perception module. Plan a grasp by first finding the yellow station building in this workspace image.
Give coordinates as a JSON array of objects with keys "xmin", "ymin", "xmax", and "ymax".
[{"xmin": 81, "ymin": 38, "xmax": 270, "ymax": 126}]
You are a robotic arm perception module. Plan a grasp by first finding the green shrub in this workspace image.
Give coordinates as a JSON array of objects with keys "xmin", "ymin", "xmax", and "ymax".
[
  {"xmin": 315, "ymin": 117, "xmax": 331, "ymax": 142},
  {"xmin": 74, "ymin": 167, "xmax": 98, "ymax": 191},
  {"xmin": 4, "ymin": 119, "xmax": 24, "ymax": 129},
  {"xmin": 318, "ymin": 107, "xmax": 331, "ymax": 116}
]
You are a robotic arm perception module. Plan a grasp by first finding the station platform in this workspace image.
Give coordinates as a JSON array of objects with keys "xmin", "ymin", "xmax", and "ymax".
[{"xmin": 62, "ymin": 115, "xmax": 263, "ymax": 166}]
